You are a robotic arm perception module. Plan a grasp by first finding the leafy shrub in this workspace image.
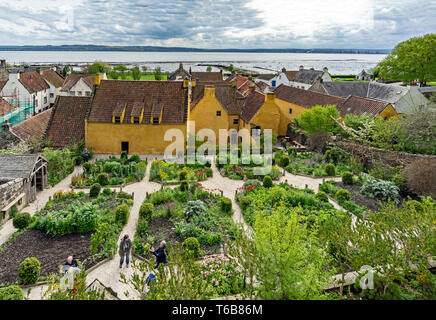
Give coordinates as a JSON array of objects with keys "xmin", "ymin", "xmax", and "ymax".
[
  {"xmin": 139, "ymin": 203, "xmax": 154, "ymax": 222},
  {"xmin": 219, "ymin": 197, "xmax": 232, "ymax": 214},
  {"xmin": 136, "ymin": 219, "xmax": 149, "ymax": 238},
  {"xmin": 97, "ymin": 173, "xmax": 109, "ymax": 186},
  {"xmin": 279, "ymin": 155, "xmax": 290, "ymax": 167},
  {"xmin": 325, "ymin": 163, "xmax": 336, "ymax": 176},
  {"xmin": 9, "ymin": 205, "xmax": 19, "ymax": 219},
  {"xmin": 180, "ymin": 180, "xmax": 189, "ymax": 192},
  {"xmin": 89, "ymin": 183, "xmax": 101, "ymax": 198},
  {"xmin": 198, "ymin": 232, "xmax": 222, "ymax": 246},
  {"xmin": 182, "ymin": 237, "xmax": 201, "ymax": 259},
  {"xmin": 120, "ymin": 151, "xmax": 128, "ymax": 159},
  {"xmin": 18, "ymin": 257, "xmax": 41, "ymax": 285},
  {"xmin": 325, "ymin": 146, "xmax": 349, "ymax": 164},
  {"xmin": 315, "ymin": 191, "xmax": 329, "ymax": 202},
  {"xmin": 115, "ymin": 204, "xmax": 130, "ymax": 225},
  {"xmin": 102, "ymin": 187, "xmax": 112, "ymax": 196},
  {"xmin": 392, "ymin": 174, "xmax": 408, "ymax": 194},
  {"xmin": 129, "ymin": 154, "xmax": 141, "ymax": 163},
  {"xmin": 263, "ymin": 175, "xmax": 273, "ymax": 188},
  {"xmin": 335, "ymin": 189, "xmax": 350, "ymax": 202},
  {"xmin": 83, "ymin": 162, "xmax": 92, "ymax": 174},
  {"xmin": 288, "ymin": 147, "xmax": 297, "ymax": 157},
  {"xmin": 0, "ymin": 285, "xmax": 24, "ymax": 300},
  {"xmin": 342, "ymin": 171, "xmax": 353, "ymax": 185},
  {"xmin": 360, "ymin": 178, "xmax": 400, "ymax": 202},
  {"xmin": 179, "ymin": 170, "xmax": 187, "ymax": 181},
  {"xmin": 12, "ymin": 212, "xmax": 31, "ymax": 229},
  {"xmin": 240, "ymin": 196, "xmax": 251, "ymax": 210},
  {"xmin": 183, "ymin": 200, "xmax": 206, "ymax": 221}
]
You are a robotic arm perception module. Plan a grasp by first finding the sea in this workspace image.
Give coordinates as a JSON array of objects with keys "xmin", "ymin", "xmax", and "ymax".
[{"xmin": 0, "ymin": 51, "xmax": 387, "ymax": 75}]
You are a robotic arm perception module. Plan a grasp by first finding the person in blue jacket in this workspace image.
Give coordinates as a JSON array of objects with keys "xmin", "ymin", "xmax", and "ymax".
[{"xmin": 150, "ymin": 241, "xmax": 168, "ymax": 268}]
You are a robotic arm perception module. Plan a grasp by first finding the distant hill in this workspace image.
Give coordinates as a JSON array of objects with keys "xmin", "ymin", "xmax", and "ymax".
[{"xmin": 0, "ymin": 45, "xmax": 391, "ymax": 54}]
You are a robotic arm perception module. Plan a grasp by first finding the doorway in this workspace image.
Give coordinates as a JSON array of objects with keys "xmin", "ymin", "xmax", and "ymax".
[{"xmin": 121, "ymin": 141, "xmax": 129, "ymax": 155}]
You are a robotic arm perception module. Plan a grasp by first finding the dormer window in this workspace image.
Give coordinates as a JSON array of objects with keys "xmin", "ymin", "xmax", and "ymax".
[
  {"xmin": 233, "ymin": 118, "xmax": 239, "ymax": 125},
  {"xmin": 153, "ymin": 117, "xmax": 159, "ymax": 124},
  {"xmin": 114, "ymin": 116, "xmax": 121, "ymax": 124},
  {"xmin": 216, "ymin": 111, "xmax": 221, "ymax": 116}
]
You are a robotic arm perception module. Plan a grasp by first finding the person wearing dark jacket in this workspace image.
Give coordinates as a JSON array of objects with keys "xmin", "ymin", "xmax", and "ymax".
[
  {"xmin": 119, "ymin": 234, "xmax": 132, "ymax": 268},
  {"xmin": 82, "ymin": 148, "xmax": 90, "ymax": 163},
  {"xmin": 150, "ymin": 241, "xmax": 168, "ymax": 268},
  {"xmin": 64, "ymin": 256, "xmax": 78, "ymax": 268}
]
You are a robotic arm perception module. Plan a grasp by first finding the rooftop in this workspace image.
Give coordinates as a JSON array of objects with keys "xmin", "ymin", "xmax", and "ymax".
[
  {"xmin": 336, "ymin": 95, "xmax": 391, "ymax": 117},
  {"xmin": 275, "ymin": 84, "xmax": 344, "ymax": 109},
  {"xmin": 41, "ymin": 69, "xmax": 65, "ymax": 88},
  {"xmin": 11, "ymin": 108, "xmax": 52, "ymax": 141},
  {"xmin": 18, "ymin": 72, "xmax": 50, "ymax": 94}
]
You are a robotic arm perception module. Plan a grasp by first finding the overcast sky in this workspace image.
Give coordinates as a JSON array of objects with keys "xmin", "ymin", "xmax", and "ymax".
[{"xmin": 0, "ymin": 0, "xmax": 434, "ymax": 49}]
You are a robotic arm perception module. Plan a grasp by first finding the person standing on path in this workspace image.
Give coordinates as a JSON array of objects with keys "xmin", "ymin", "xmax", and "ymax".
[
  {"xmin": 150, "ymin": 241, "xmax": 168, "ymax": 269},
  {"xmin": 119, "ymin": 234, "xmax": 132, "ymax": 268},
  {"xmin": 82, "ymin": 148, "xmax": 90, "ymax": 163}
]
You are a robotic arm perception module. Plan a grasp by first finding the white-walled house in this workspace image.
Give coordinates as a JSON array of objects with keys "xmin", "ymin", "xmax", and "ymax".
[
  {"xmin": 41, "ymin": 69, "xmax": 64, "ymax": 106},
  {"xmin": 0, "ymin": 72, "xmax": 50, "ymax": 114},
  {"xmin": 60, "ymin": 73, "xmax": 106, "ymax": 96}
]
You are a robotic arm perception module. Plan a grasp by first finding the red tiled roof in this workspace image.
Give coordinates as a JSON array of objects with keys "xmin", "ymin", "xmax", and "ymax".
[
  {"xmin": 284, "ymin": 71, "xmax": 298, "ymax": 81},
  {"xmin": 336, "ymin": 95, "xmax": 391, "ymax": 117},
  {"xmin": 0, "ymin": 80, "xmax": 7, "ymax": 92},
  {"xmin": 61, "ymin": 74, "xmax": 95, "ymax": 91},
  {"xmin": 0, "ymin": 98, "xmax": 13, "ymax": 117},
  {"xmin": 46, "ymin": 96, "xmax": 90, "ymax": 147},
  {"xmin": 275, "ymin": 84, "xmax": 344, "ymax": 109},
  {"xmin": 191, "ymin": 72, "xmax": 223, "ymax": 82},
  {"xmin": 18, "ymin": 72, "xmax": 50, "ymax": 94},
  {"xmin": 11, "ymin": 108, "xmax": 52, "ymax": 141},
  {"xmin": 41, "ymin": 69, "xmax": 64, "ymax": 88},
  {"xmin": 240, "ymin": 90, "xmax": 265, "ymax": 122},
  {"xmin": 87, "ymin": 80, "xmax": 188, "ymax": 124}
]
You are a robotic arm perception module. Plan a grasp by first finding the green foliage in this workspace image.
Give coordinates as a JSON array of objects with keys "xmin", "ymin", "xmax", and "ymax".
[
  {"xmin": 183, "ymin": 200, "xmax": 206, "ymax": 221},
  {"xmin": 279, "ymin": 155, "xmax": 290, "ymax": 167},
  {"xmin": 376, "ymin": 34, "xmax": 436, "ymax": 85},
  {"xmin": 240, "ymin": 196, "xmax": 251, "ymax": 210},
  {"xmin": 219, "ymin": 197, "xmax": 232, "ymax": 214},
  {"xmin": 315, "ymin": 191, "xmax": 329, "ymax": 203},
  {"xmin": 87, "ymin": 60, "xmax": 111, "ymax": 74},
  {"xmin": 198, "ymin": 232, "xmax": 222, "ymax": 246},
  {"xmin": 297, "ymin": 105, "xmax": 340, "ymax": 136},
  {"xmin": 0, "ymin": 285, "xmax": 24, "ymax": 300},
  {"xmin": 12, "ymin": 212, "xmax": 31, "ymax": 229},
  {"xmin": 325, "ymin": 163, "xmax": 336, "ymax": 176},
  {"xmin": 18, "ymin": 257, "xmax": 41, "ymax": 285},
  {"xmin": 341, "ymin": 171, "xmax": 353, "ymax": 185},
  {"xmin": 115, "ymin": 204, "xmax": 130, "ymax": 225},
  {"xmin": 130, "ymin": 66, "xmax": 141, "ymax": 80},
  {"xmin": 182, "ymin": 237, "xmax": 201, "ymax": 259},
  {"xmin": 43, "ymin": 147, "xmax": 75, "ymax": 186},
  {"xmin": 97, "ymin": 173, "xmax": 109, "ymax": 186},
  {"xmin": 136, "ymin": 219, "xmax": 149, "ymax": 238},
  {"xmin": 263, "ymin": 175, "xmax": 273, "ymax": 188},
  {"xmin": 102, "ymin": 187, "xmax": 112, "ymax": 196},
  {"xmin": 335, "ymin": 189, "xmax": 350, "ymax": 202},
  {"xmin": 139, "ymin": 202, "xmax": 154, "ymax": 222},
  {"xmin": 89, "ymin": 183, "xmax": 101, "ymax": 198},
  {"xmin": 360, "ymin": 178, "xmax": 400, "ymax": 202},
  {"xmin": 180, "ymin": 180, "xmax": 189, "ymax": 191}
]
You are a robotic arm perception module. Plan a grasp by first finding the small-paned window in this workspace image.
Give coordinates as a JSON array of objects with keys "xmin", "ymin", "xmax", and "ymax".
[
  {"xmin": 114, "ymin": 116, "xmax": 121, "ymax": 124},
  {"xmin": 133, "ymin": 117, "xmax": 140, "ymax": 124},
  {"xmin": 153, "ymin": 117, "xmax": 159, "ymax": 124},
  {"xmin": 233, "ymin": 118, "xmax": 239, "ymax": 124},
  {"xmin": 216, "ymin": 111, "xmax": 221, "ymax": 116}
]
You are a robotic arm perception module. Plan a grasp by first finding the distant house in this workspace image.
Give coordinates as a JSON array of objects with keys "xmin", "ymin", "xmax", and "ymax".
[
  {"xmin": 336, "ymin": 96, "xmax": 398, "ymax": 119},
  {"xmin": 45, "ymin": 96, "xmax": 90, "ymax": 148},
  {"xmin": 0, "ymin": 71, "xmax": 51, "ymax": 113},
  {"xmin": 256, "ymin": 68, "xmax": 298, "ymax": 90},
  {"xmin": 167, "ymin": 63, "xmax": 223, "ymax": 82},
  {"xmin": 309, "ymin": 81, "xmax": 429, "ymax": 114},
  {"xmin": 167, "ymin": 63, "xmax": 191, "ymax": 80},
  {"xmin": 225, "ymin": 74, "xmax": 257, "ymax": 96},
  {"xmin": 40, "ymin": 69, "xmax": 65, "ymax": 106},
  {"xmin": 355, "ymin": 69, "xmax": 372, "ymax": 81},
  {"xmin": 0, "ymin": 154, "xmax": 48, "ymax": 221},
  {"xmin": 60, "ymin": 73, "xmax": 104, "ymax": 97}
]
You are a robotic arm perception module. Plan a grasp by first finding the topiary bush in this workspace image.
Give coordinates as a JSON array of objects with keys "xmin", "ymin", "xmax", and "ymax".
[
  {"xmin": 182, "ymin": 237, "xmax": 201, "ymax": 259},
  {"xmin": 342, "ymin": 171, "xmax": 353, "ymax": 185},
  {"xmin": 279, "ymin": 155, "xmax": 290, "ymax": 167},
  {"xmin": 325, "ymin": 163, "xmax": 336, "ymax": 176},
  {"xmin": 263, "ymin": 175, "xmax": 273, "ymax": 188},
  {"xmin": 335, "ymin": 189, "xmax": 351, "ymax": 202},
  {"xmin": 219, "ymin": 197, "xmax": 232, "ymax": 214},
  {"xmin": 180, "ymin": 180, "xmax": 189, "ymax": 192},
  {"xmin": 102, "ymin": 187, "xmax": 112, "ymax": 196},
  {"xmin": 18, "ymin": 257, "xmax": 41, "ymax": 285},
  {"xmin": 97, "ymin": 173, "xmax": 109, "ymax": 186},
  {"xmin": 315, "ymin": 191, "xmax": 329, "ymax": 202},
  {"xmin": 12, "ymin": 212, "xmax": 31, "ymax": 230},
  {"xmin": 89, "ymin": 183, "xmax": 101, "ymax": 198},
  {"xmin": 0, "ymin": 285, "xmax": 24, "ymax": 300},
  {"xmin": 115, "ymin": 204, "xmax": 130, "ymax": 225},
  {"xmin": 179, "ymin": 170, "xmax": 187, "ymax": 181},
  {"xmin": 139, "ymin": 202, "xmax": 154, "ymax": 222},
  {"xmin": 129, "ymin": 154, "xmax": 141, "ymax": 163}
]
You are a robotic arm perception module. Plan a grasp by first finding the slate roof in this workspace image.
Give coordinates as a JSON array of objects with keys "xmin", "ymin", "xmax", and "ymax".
[
  {"xmin": 18, "ymin": 72, "xmax": 50, "ymax": 93},
  {"xmin": 0, "ymin": 129, "xmax": 21, "ymax": 150},
  {"xmin": 336, "ymin": 96, "xmax": 391, "ymax": 117},
  {"xmin": 293, "ymin": 69, "xmax": 324, "ymax": 85},
  {"xmin": 0, "ymin": 98, "xmax": 13, "ymax": 116},
  {"xmin": 318, "ymin": 81, "xmax": 409, "ymax": 104},
  {"xmin": 191, "ymin": 82, "xmax": 243, "ymax": 115},
  {"xmin": 240, "ymin": 90, "xmax": 265, "ymax": 122},
  {"xmin": 61, "ymin": 74, "xmax": 95, "ymax": 91},
  {"xmin": 275, "ymin": 84, "xmax": 344, "ymax": 109},
  {"xmin": 0, "ymin": 154, "xmax": 42, "ymax": 179},
  {"xmin": 191, "ymin": 71, "xmax": 223, "ymax": 82},
  {"xmin": 11, "ymin": 108, "xmax": 52, "ymax": 141},
  {"xmin": 41, "ymin": 69, "xmax": 64, "ymax": 88},
  {"xmin": 87, "ymin": 80, "xmax": 188, "ymax": 124},
  {"xmin": 46, "ymin": 96, "xmax": 91, "ymax": 148}
]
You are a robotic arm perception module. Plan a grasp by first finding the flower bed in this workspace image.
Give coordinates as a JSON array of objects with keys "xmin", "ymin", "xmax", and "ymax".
[
  {"xmin": 133, "ymin": 184, "xmax": 237, "ymax": 257},
  {"xmin": 216, "ymin": 154, "xmax": 281, "ymax": 180},
  {"xmin": 149, "ymin": 159, "xmax": 212, "ymax": 183},
  {"xmin": 71, "ymin": 155, "xmax": 147, "ymax": 188}
]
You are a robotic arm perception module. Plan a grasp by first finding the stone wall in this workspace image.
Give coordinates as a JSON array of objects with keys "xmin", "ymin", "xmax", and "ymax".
[
  {"xmin": 0, "ymin": 178, "xmax": 26, "ymax": 220},
  {"xmin": 335, "ymin": 140, "xmax": 436, "ymax": 168}
]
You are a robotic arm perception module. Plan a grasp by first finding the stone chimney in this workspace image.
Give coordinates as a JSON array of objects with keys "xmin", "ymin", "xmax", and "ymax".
[
  {"xmin": 282, "ymin": 67, "xmax": 287, "ymax": 73},
  {"xmin": 299, "ymin": 65, "xmax": 304, "ymax": 71},
  {"xmin": 2, "ymin": 119, "xmax": 11, "ymax": 132},
  {"xmin": 0, "ymin": 59, "xmax": 5, "ymax": 69}
]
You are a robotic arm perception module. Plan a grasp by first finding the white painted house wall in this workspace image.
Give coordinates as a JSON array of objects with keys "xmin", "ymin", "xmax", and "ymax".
[{"xmin": 68, "ymin": 78, "xmax": 92, "ymax": 96}]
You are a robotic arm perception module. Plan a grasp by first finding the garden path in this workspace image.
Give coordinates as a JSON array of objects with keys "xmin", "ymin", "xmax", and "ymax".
[{"xmin": 0, "ymin": 166, "xmax": 82, "ymax": 247}]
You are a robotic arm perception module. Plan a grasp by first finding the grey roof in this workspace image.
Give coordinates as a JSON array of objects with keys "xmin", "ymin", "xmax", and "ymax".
[
  {"xmin": 0, "ymin": 154, "xmax": 43, "ymax": 179},
  {"xmin": 0, "ymin": 129, "xmax": 21, "ymax": 149},
  {"xmin": 293, "ymin": 69, "xmax": 324, "ymax": 85},
  {"xmin": 320, "ymin": 81, "xmax": 409, "ymax": 104}
]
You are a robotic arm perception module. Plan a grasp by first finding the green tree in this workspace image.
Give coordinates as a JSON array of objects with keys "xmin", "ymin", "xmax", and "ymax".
[
  {"xmin": 154, "ymin": 67, "xmax": 162, "ymax": 81},
  {"xmin": 130, "ymin": 66, "xmax": 141, "ymax": 80},
  {"xmin": 376, "ymin": 34, "xmax": 436, "ymax": 86},
  {"xmin": 141, "ymin": 65, "xmax": 148, "ymax": 74},
  {"xmin": 297, "ymin": 105, "xmax": 340, "ymax": 136},
  {"xmin": 206, "ymin": 66, "xmax": 212, "ymax": 72},
  {"xmin": 87, "ymin": 60, "xmax": 111, "ymax": 74},
  {"xmin": 114, "ymin": 64, "xmax": 128, "ymax": 79}
]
